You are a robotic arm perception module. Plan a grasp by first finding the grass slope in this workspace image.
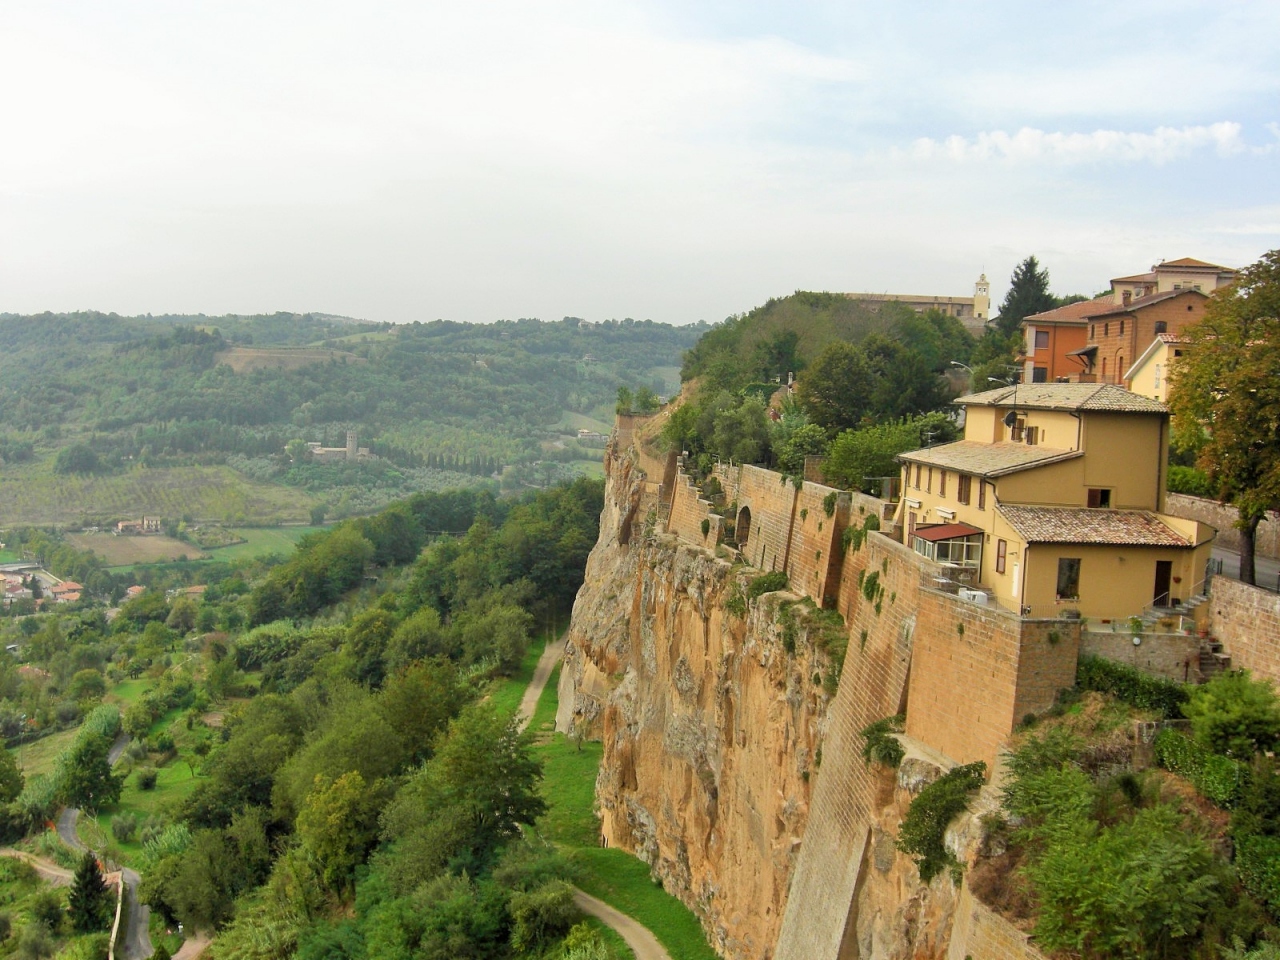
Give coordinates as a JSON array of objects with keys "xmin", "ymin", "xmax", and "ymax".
[
  {"xmin": 208, "ymin": 525, "xmax": 327, "ymax": 562},
  {"xmin": 0, "ymin": 460, "xmax": 315, "ymax": 527},
  {"xmin": 532, "ymin": 665, "xmax": 718, "ymax": 960}
]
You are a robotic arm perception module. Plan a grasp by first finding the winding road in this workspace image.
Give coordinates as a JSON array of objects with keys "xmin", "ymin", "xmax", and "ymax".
[
  {"xmin": 518, "ymin": 637, "xmax": 673, "ymax": 960},
  {"xmin": 57, "ymin": 732, "xmax": 154, "ymax": 960}
]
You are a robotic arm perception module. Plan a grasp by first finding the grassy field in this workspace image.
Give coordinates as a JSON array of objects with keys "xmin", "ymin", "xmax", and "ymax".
[
  {"xmin": 11, "ymin": 727, "xmax": 79, "ymax": 779},
  {"xmin": 105, "ymin": 679, "xmax": 154, "ymax": 708},
  {"xmin": 0, "ymin": 459, "xmax": 316, "ymax": 527},
  {"xmin": 531, "ymin": 666, "xmax": 718, "ymax": 960},
  {"xmin": 207, "ymin": 525, "xmax": 325, "ymax": 562},
  {"xmin": 557, "ymin": 411, "xmax": 614, "ymax": 435},
  {"xmin": 67, "ymin": 532, "xmax": 208, "ymax": 566},
  {"xmin": 0, "ymin": 548, "xmax": 20, "ymax": 563},
  {"xmin": 215, "ymin": 346, "xmax": 365, "ymax": 373},
  {"xmin": 486, "ymin": 632, "xmax": 551, "ymax": 719},
  {"xmin": 569, "ymin": 459, "xmax": 606, "ymax": 479}
]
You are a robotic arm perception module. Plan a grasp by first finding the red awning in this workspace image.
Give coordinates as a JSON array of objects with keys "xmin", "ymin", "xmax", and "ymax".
[{"xmin": 913, "ymin": 523, "xmax": 983, "ymax": 542}]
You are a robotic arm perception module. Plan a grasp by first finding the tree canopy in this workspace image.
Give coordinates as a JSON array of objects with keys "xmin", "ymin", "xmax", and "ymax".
[
  {"xmin": 1169, "ymin": 248, "xmax": 1280, "ymax": 585},
  {"xmin": 994, "ymin": 256, "xmax": 1058, "ymax": 337}
]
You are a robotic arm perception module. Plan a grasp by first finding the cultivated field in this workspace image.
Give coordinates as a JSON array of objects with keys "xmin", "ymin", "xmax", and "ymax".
[
  {"xmin": 66, "ymin": 533, "xmax": 207, "ymax": 567},
  {"xmin": 215, "ymin": 346, "xmax": 365, "ymax": 373},
  {"xmin": 0, "ymin": 461, "xmax": 315, "ymax": 527},
  {"xmin": 208, "ymin": 525, "xmax": 325, "ymax": 561}
]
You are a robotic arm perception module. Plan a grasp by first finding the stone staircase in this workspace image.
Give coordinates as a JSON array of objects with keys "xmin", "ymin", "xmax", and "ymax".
[
  {"xmin": 1138, "ymin": 592, "xmax": 1210, "ymax": 630},
  {"xmin": 1199, "ymin": 639, "xmax": 1232, "ymax": 680}
]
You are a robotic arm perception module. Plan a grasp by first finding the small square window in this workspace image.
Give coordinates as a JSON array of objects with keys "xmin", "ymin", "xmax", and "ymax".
[
  {"xmin": 1087, "ymin": 488, "xmax": 1112, "ymax": 508},
  {"xmin": 1034, "ymin": 330, "xmax": 1049, "ymax": 350}
]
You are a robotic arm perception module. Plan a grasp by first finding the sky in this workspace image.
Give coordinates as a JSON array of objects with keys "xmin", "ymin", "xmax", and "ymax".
[{"xmin": 1, "ymin": 0, "xmax": 1277, "ymax": 325}]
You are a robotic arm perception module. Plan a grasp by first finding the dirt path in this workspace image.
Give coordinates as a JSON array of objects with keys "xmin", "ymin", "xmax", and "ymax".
[
  {"xmin": 573, "ymin": 889, "xmax": 673, "ymax": 960},
  {"xmin": 517, "ymin": 635, "xmax": 567, "ymax": 733},
  {"xmin": 172, "ymin": 935, "xmax": 211, "ymax": 959},
  {"xmin": 0, "ymin": 848, "xmax": 74, "ymax": 886},
  {"xmin": 516, "ymin": 637, "xmax": 671, "ymax": 959},
  {"xmin": 58, "ymin": 731, "xmax": 153, "ymax": 959}
]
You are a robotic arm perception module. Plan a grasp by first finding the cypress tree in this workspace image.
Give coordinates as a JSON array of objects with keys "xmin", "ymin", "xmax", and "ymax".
[
  {"xmin": 995, "ymin": 256, "xmax": 1057, "ymax": 337},
  {"xmin": 68, "ymin": 850, "xmax": 112, "ymax": 932}
]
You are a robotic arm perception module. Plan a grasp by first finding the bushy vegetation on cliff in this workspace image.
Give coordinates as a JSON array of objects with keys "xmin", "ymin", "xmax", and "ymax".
[
  {"xmin": 0, "ymin": 478, "xmax": 621, "ymax": 959},
  {"xmin": 972, "ymin": 670, "xmax": 1280, "ymax": 959},
  {"xmin": 662, "ymin": 292, "xmax": 973, "ymax": 490}
]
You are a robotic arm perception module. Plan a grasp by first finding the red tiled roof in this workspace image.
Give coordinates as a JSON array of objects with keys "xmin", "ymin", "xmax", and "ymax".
[
  {"xmin": 999, "ymin": 506, "xmax": 1192, "ymax": 547},
  {"xmin": 1023, "ymin": 296, "xmax": 1114, "ymax": 324},
  {"xmin": 1158, "ymin": 257, "xmax": 1231, "ymax": 270},
  {"xmin": 913, "ymin": 523, "xmax": 983, "ymax": 542},
  {"xmin": 1112, "ymin": 272, "xmax": 1157, "ymax": 283},
  {"xmin": 1087, "ymin": 288, "xmax": 1206, "ymax": 318}
]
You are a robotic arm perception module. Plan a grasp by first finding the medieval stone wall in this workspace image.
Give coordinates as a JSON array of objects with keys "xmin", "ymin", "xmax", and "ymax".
[
  {"xmin": 1081, "ymin": 629, "xmax": 1203, "ymax": 683},
  {"xmin": 1208, "ymin": 575, "xmax": 1280, "ymax": 685},
  {"xmin": 1166, "ymin": 493, "xmax": 1279, "ymax": 560},
  {"xmin": 946, "ymin": 885, "xmax": 1050, "ymax": 960}
]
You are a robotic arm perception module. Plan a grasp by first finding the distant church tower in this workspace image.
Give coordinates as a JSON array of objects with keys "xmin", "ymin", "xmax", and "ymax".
[
  {"xmin": 346, "ymin": 431, "xmax": 358, "ymax": 459},
  {"xmin": 973, "ymin": 274, "xmax": 991, "ymax": 321}
]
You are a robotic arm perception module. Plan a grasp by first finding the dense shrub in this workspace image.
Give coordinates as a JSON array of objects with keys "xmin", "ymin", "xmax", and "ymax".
[
  {"xmin": 1077, "ymin": 656, "xmax": 1188, "ymax": 718},
  {"xmin": 1183, "ymin": 671, "xmax": 1280, "ymax": 759},
  {"xmin": 860, "ymin": 715, "xmax": 905, "ymax": 768},
  {"xmin": 1153, "ymin": 729, "xmax": 1246, "ymax": 807},
  {"xmin": 746, "ymin": 571, "xmax": 789, "ymax": 601},
  {"xmin": 1168, "ymin": 465, "xmax": 1214, "ymax": 497},
  {"xmin": 896, "ymin": 761, "xmax": 986, "ymax": 883}
]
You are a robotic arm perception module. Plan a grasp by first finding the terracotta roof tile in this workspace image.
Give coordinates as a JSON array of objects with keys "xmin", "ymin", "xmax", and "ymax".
[
  {"xmin": 999, "ymin": 506, "xmax": 1192, "ymax": 547},
  {"xmin": 955, "ymin": 383, "xmax": 1168, "ymax": 414},
  {"xmin": 898, "ymin": 441, "xmax": 1082, "ymax": 477},
  {"xmin": 1158, "ymin": 257, "xmax": 1231, "ymax": 270},
  {"xmin": 1023, "ymin": 297, "xmax": 1114, "ymax": 324},
  {"xmin": 1088, "ymin": 288, "xmax": 1206, "ymax": 318}
]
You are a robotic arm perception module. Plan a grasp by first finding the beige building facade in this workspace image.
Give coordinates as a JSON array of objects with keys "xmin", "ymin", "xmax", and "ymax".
[
  {"xmin": 1124, "ymin": 334, "xmax": 1190, "ymax": 403},
  {"xmin": 894, "ymin": 384, "xmax": 1214, "ymax": 620},
  {"xmin": 847, "ymin": 273, "xmax": 991, "ymax": 335}
]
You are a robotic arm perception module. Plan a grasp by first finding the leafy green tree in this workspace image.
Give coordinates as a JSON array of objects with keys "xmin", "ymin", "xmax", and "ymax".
[
  {"xmin": 994, "ymin": 256, "xmax": 1057, "ymax": 337},
  {"xmin": 795, "ymin": 341, "xmax": 874, "ymax": 433},
  {"xmin": 1183, "ymin": 670, "xmax": 1280, "ymax": 758},
  {"xmin": 53, "ymin": 444, "xmax": 100, "ymax": 476},
  {"xmin": 773, "ymin": 422, "xmax": 827, "ymax": 477},
  {"xmin": 68, "ymin": 669, "xmax": 106, "ymax": 702},
  {"xmin": 380, "ymin": 703, "xmax": 546, "ymax": 890},
  {"xmin": 823, "ymin": 414, "xmax": 958, "ymax": 492},
  {"xmin": 1169, "ymin": 249, "xmax": 1280, "ymax": 585},
  {"xmin": 68, "ymin": 851, "xmax": 112, "ymax": 932},
  {"xmin": 509, "ymin": 881, "xmax": 577, "ymax": 953},
  {"xmin": 0, "ymin": 749, "xmax": 24, "ymax": 803},
  {"xmin": 376, "ymin": 659, "xmax": 468, "ymax": 766},
  {"xmin": 296, "ymin": 771, "xmax": 386, "ymax": 893},
  {"xmin": 384, "ymin": 606, "xmax": 455, "ymax": 674},
  {"xmin": 59, "ymin": 735, "xmax": 122, "ymax": 813}
]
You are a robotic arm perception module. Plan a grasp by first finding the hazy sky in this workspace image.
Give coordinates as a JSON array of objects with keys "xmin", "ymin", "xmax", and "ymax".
[{"xmin": 2, "ymin": 1, "xmax": 1277, "ymax": 324}]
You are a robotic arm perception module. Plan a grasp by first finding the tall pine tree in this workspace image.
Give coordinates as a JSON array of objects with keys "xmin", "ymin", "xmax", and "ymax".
[
  {"xmin": 69, "ymin": 850, "xmax": 112, "ymax": 932},
  {"xmin": 995, "ymin": 256, "xmax": 1057, "ymax": 337}
]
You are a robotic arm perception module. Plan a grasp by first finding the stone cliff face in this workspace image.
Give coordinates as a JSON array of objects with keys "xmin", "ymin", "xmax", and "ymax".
[
  {"xmin": 560, "ymin": 435, "xmax": 1047, "ymax": 960},
  {"xmin": 557, "ymin": 442, "xmax": 835, "ymax": 957}
]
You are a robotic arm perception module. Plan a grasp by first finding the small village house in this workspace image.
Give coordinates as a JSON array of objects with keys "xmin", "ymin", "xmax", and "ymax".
[{"xmin": 895, "ymin": 383, "xmax": 1215, "ymax": 620}]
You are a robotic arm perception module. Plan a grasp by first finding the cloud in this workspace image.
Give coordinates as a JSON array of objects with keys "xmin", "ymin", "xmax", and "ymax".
[{"xmin": 910, "ymin": 123, "xmax": 1248, "ymax": 165}]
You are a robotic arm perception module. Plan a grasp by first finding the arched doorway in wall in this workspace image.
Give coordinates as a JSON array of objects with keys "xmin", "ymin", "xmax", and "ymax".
[{"xmin": 737, "ymin": 506, "xmax": 752, "ymax": 549}]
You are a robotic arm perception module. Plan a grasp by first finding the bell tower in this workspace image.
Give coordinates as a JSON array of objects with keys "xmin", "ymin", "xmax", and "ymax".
[{"xmin": 974, "ymin": 273, "xmax": 990, "ymax": 321}]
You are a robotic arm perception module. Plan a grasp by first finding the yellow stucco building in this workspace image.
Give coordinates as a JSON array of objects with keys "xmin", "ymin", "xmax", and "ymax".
[
  {"xmin": 1124, "ymin": 333, "xmax": 1190, "ymax": 402},
  {"xmin": 894, "ymin": 383, "xmax": 1215, "ymax": 620}
]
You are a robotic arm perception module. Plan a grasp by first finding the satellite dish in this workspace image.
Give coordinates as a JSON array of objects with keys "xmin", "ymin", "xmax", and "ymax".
[{"xmin": 1003, "ymin": 410, "xmax": 1018, "ymax": 428}]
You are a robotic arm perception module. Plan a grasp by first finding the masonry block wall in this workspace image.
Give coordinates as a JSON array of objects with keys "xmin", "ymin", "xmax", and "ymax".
[
  {"xmin": 946, "ymin": 884, "xmax": 1050, "ymax": 960},
  {"xmin": 667, "ymin": 472, "xmax": 722, "ymax": 549},
  {"xmin": 1167, "ymin": 493, "xmax": 1280, "ymax": 560},
  {"xmin": 1209, "ymin": 575, "xmax": 1280, "ymax": 685},
  {"xmin": 1081, "ymin": 630, "xmax": 1202, "ymax": 683},
  {"xmin": 715, "ymin": 463, "xmax": 798, "ymax": 576},
  {"xmin": 905, "ymin": 594, "xmax": 1080, "ymax": 770},
  {"xmin": 774, "ymin": 533, "xmax": 917, "ymax": 960}
]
